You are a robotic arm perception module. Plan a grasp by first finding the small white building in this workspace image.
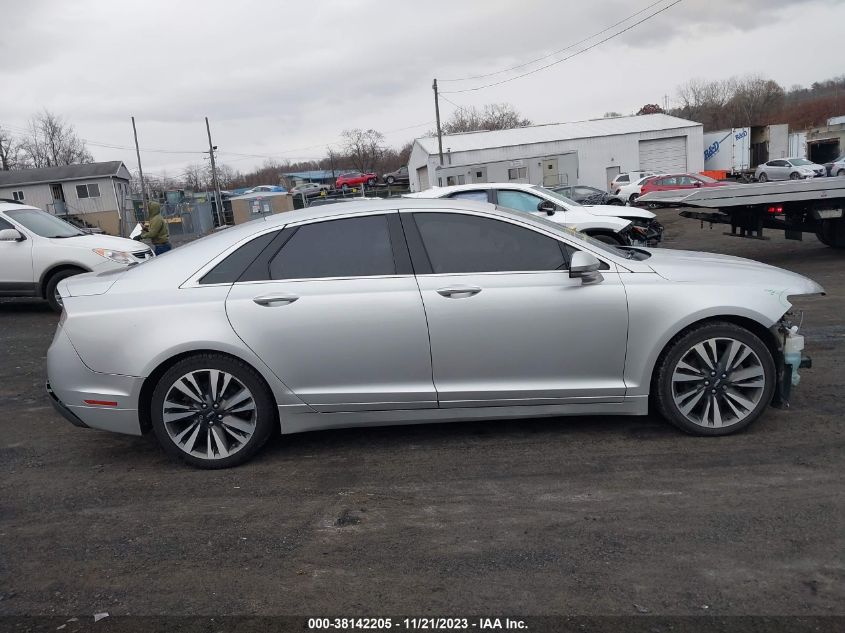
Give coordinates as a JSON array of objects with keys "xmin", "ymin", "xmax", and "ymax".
[
  {"xmin": 0, "ymin": 161, "xmax": 133, "ymax": 235},
  {"xmin": 407, "ymin": 113, "xmax": 704, "ymax": 192}
]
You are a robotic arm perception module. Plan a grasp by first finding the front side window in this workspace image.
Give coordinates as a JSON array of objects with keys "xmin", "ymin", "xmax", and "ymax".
[
  {"xmin": 448, "ymin": 190, "xmax": 488, "ymax": 202},
  {"xmin": 269, "ymin": 215, "xmax": 395, "ymax": 280},
  {"xmin": 496, "ymin": 190, "xmax": 544, "ymax": 213},
  {"xmin": 75, "ymin": 183, "xmax": 101, "ymax": 199},
  {"xmin": 414, "ymin": 212, "xmax": 567, "ymax": 274}
]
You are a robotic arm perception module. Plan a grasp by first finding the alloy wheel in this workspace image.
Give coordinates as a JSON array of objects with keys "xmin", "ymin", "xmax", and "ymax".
[
  {"xmin": 671, "ymin": 337, "xmax": 766, "ymax": 428},
  {"xmin": 162, "ymin": 369, "xmax": 257, "ymax": 460}
]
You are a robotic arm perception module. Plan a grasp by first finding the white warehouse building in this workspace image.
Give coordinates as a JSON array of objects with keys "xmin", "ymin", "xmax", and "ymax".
[{"xmin": 407, "ymin": 113, "xmax": 704, "ymax": 192}]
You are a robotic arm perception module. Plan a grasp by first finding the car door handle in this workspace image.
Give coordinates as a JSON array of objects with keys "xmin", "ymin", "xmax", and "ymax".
[
  {"xmin": 436, "ymin": 285, "xmax": 482, "ymax": 298},
  {"xmin": 253, "ymin": 293, "xmax": 299, "ymax": 306}
]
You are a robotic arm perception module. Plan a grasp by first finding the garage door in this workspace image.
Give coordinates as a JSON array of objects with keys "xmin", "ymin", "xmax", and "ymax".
[
  {"xmin": 417, "ymin": 166, "xmax": 429, "ymax": 191},
  {"xmin": 638, "ymin": 136, "xmax": 687, "ymax": 173}
]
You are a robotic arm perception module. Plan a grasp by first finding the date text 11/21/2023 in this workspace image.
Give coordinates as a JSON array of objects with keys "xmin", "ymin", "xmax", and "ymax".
[{"xmin": 307, "ymin": 617, "xmax": 528, "ymax": 630}]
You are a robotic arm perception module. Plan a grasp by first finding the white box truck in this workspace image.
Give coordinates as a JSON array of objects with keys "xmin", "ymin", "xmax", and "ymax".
[{"xmin": 703, "ymin": 124, "xmax": 790, "ymax": 181}]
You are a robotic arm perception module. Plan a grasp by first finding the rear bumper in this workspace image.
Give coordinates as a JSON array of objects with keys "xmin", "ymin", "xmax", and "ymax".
[
  {"xmin": 46, "ymin": 328, "xmax": 144, "ymax": 435},
  {"xmin": 46, "ymin": 381, "xmax": 89, "ymax": 428}
]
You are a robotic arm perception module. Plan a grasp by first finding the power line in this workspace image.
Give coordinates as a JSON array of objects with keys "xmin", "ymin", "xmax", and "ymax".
[
  {"xmin": 439, "ymin": 0, "xmax": 667, "ymax": 83},
  {"xmin": 441, "ymin": 0, "xmax": 685, "ymax": 94}
]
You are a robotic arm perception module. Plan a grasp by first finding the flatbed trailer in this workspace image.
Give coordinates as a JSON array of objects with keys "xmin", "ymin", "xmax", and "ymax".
[{"xmin": 637, "ymin": 178, "xmax": 845, "ymax": 248}]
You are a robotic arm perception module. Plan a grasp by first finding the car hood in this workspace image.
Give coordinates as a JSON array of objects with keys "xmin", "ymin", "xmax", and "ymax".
[
  {"xmin": 55, "ymin": 233, "xmax": 147, "ymax": 251},
  {"xmin": 642, "ymin": 247, "xmax": 825, "ymax": 295},
  {"xmin": 582, "ymin": 204, "xmax": 655, "ymax": 220}
]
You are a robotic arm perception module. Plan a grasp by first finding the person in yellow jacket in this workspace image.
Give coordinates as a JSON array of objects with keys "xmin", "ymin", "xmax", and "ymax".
[{"xmin": 135, "ymin": 201, "xmax": 171, "ymax": 255}]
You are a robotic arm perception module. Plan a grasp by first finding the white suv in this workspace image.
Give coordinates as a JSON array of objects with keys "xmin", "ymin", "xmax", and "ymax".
[
  {"xmin": 609, "ymin": 171, "xmax": 656, "ymax": 194},
  {"xmin": 0, "ymin": 202, "xmax": 153, "ymax": 311},
  {"xmin": 405, "ymin": 183, "xmax": 663, "ymax": 245}
]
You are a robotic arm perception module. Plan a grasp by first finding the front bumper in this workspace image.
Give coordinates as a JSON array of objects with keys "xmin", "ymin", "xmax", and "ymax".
[
  {"xmin": 628, "ymin": 220, "xmax": 664, "ymax": 246},
  {"xmin": 773, "ymin": 355, "xmax": 812, "ymax": 408}
]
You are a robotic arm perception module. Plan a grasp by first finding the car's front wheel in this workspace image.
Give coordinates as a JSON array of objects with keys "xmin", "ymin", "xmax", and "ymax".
[
  {"xmin": 386, "ymin": 176, "xmax": 395, "ymax": 185},
  {"xmin": 45, "ymin": 268, "xmax": 85, "ymax": 312},
  {"xmin": 150, "ymin": 354, "xmax": 276, "ymax": 468},
  {"xmin": 758, "ymin": 172, "xmax": 768, "ymax": 183},
  {"xmin": 789, "ymin": 172, "xmax": 800, "ymax": 180},
  {"xmin": 653, "ymin": 321, "xmax": 775, "ymax": 436}
]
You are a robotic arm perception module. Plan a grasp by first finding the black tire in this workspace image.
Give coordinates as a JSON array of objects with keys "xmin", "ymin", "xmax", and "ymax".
[
  {"xmin": 386, "ymin": 176, "xmax": 395, "ymax": 185},
  {"xmin": 45, "ymin": 268, "xmax": 85, "ymax": 312},
  {"xmin": 758, "ymin": 172, "xmax": 768, "ymax": 183},
  {"xmin": 150, "ymin": 353, "xmax": 276, "ymax": 469},
  {"xmin": 367, "ymin": 178, "xmax": 376, "ymax": 186},
  {"xmin": 586, "ymin": 231, "xmax": 625, "ymax": 246},
  {"xmin": 837, "ymin": 169, "xmax": 845, "ymax": 177},
  {"xmin": 653, "ymin": 321, "xmax": 776, "ymax": 436},
  {"xmin": 789, "ymin": 172, "xmax": 800, "ymax": 180},
  {"xmin": 628, "ymin": 193, "xmax": 639, "ymax": 205},
  {"xmin": 607, "ymin": 198, "xmax": 623, "ymax": 205},
  {"xmin": 816, "ymin": 218, "xmax": 845, "ymax": 248}
]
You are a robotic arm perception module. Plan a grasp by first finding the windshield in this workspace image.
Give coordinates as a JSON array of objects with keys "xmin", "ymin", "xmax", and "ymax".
[
  {"xmin": 533, "ymin": 186, "xmax": 583, "ymax": 208},
  {"xmin": 519, "ymin": 209, "xmax": 630, "ymax": 258},
  {"xmin": 789, "ymin": 158, "xmax": 813, "ymax": 166},
  {"xmin": 696, "ymin": 174, "xmax": 719, "ymax": 183},
  {"xmin": 5, "ymin": 208, "xmax": 84, "ymax": 238}
]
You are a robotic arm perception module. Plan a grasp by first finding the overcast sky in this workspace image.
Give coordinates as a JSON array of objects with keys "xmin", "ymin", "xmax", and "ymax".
[{"xmin": 1, "ymin": 0, "xmax": 843, "ymax": 177}]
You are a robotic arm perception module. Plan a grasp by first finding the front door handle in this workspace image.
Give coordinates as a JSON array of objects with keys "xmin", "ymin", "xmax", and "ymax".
[
  {"xmin": 253, "ymin": 293, "xmax": 299, "ymax": 306},
  {"xmin": 436, "ymin": 285, "xmax": 482, "ymax": 298}
]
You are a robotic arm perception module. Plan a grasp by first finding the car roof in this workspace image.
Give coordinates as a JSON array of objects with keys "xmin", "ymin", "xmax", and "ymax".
[
  {"xmin": 0, "ymin": 202, "xmax": 42, "ymax": 214},
  {"xmin": 406, "ymin": 182, "xmax": 542, "ymax": 197}
]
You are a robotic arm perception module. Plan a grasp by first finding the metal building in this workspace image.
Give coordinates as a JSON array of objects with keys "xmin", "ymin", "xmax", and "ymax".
[{"xmin": 407, "ymin": 113, "xmax": 703, "ymax": 192}]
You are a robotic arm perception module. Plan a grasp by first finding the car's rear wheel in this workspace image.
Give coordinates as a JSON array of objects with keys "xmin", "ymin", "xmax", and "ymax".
[
  {"xmin": 816, "ymin": 218, "xmax": 845, "ymax": 248},
  {"xmin": 45, "ymin": 268, "xmax": 85, "ymax": 312},
  {"xmin": 150, "ymin": 354, "xmax": 276, "ymax": 468},
  {"xmin": 628, "ymin": 193, "xmax": 639, "ymax": 205},
  {"xmin": 758, "ymin": 172, "xmax": 768, "ymax": 183},
  {"xmin": 654, "ymin": 321, "xmax": 775, "ymax": 436}
]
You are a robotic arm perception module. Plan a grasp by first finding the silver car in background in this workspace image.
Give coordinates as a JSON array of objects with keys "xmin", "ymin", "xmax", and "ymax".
[
  {"xmin": 755, "ymin": 158, "xmax": 826, "ymax": 182},
  {"xmin": 47, "ymin": 199, "xmax": 823, "ymax": 468}
]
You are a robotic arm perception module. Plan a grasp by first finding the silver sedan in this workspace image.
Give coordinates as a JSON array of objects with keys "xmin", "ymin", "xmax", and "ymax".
[{"xmin": 47, "ymin": 199, "xmax": 824, "ymax": 468}]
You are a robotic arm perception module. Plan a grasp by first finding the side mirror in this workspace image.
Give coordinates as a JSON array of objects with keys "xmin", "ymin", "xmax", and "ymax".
[
  {"xmin": 569, "ymin": 251, "xmax": 603, "ymax": 284},
  {"xmin": 693, "ymin": 181, "xmax": 703, "ymax": 187},
  {"xmin": 537, "ymin": 200, "xmax": 556, "ymax": 215},
  {"xmin": 0, "ymin": 228, "xmax": 24, "ymax": 242}
]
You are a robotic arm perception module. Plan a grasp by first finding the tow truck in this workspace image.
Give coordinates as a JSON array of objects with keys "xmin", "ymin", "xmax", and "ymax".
[{"xmin": 637, "ymin": 178, "xmax": 845, "ymax": 248}]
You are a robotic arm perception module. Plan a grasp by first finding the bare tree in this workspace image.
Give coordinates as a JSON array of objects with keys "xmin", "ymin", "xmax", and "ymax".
[
  {"xmin": 728, "ymin": 75, "xmax": 785, "ymax": 126},
  {"xmin": 182, "ymin": 163, "xmax": 207, "ymax": 191},
  {"xmin": 215, "ymin": 164, "xmax": 237, "ymax": 189},
  {"xmin": 19, "ymin": 110, "xmax": 93, "ymax": 168},
  {"xmin": 0, "ymin": 126, "xmax": 25, "ymax": 170},
  {"xmin": 441, "ymin": 103, "xmax": 531, "ymax": 134},
  {"xmin": 342, "ymin": 129, "xmax": 385, "ymax": 173}
]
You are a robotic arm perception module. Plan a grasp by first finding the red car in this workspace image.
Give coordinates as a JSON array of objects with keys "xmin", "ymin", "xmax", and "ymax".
[
  {"xmin": 335, "ymin": 171, "xmax": 378, "ymax": 189},
  {"xmin": 639, "ymin": 173, "xmax": 728, "ymax": 196}
]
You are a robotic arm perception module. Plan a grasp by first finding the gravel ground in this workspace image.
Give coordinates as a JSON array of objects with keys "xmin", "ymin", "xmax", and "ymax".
[{"xmin": 0, "ymin": 211, "xmax": 843, "ymax": 621}]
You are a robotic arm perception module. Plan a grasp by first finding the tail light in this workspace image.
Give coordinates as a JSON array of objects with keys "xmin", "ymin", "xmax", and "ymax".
[{"xmin": 767, "ymin": 205, "xmax": 784, "ymax": 214}]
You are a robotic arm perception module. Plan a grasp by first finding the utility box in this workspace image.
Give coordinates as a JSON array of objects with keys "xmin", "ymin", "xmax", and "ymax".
[{"xmin": 229, "ymin": 192, "xmax": 294, "ymax": 225}]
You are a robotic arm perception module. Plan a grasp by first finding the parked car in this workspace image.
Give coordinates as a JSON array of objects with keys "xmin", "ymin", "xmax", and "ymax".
[
  {"xmin": 47, "ymin": 199, "xmax": 823, "ymax": 468},
  {"xmin": 0, "ymin": 202, "xmax": 153, "ymax": 312},
  {"xmin": 243, "ymin": 185, "xmax": 287, "ymax": 194},
  {"xmin": 824, "ymin": 155, "xmax": 845, "ymax": 177},
  {"xmin": 611, "ymin": 174, "xmax": 664, "ymax": 205},
  {"xmin": 383, "ymin": 166, "xmax": 410, "ymax": 185},
  {"xmin": 755, "ymin": 158, "xmax": 826, "ymax": 182},
  {"xmin": 336, "ymin": 172, "xmax": 378, "ymax": 189},
  {"xmin": 290, "ymin": 182, "xmax": 330, "ymax": 197},
  {"xmin": 639, "ymin": 173, "xmax": 728, "ymax": 198},
  {"xmin": 609, "ymin": 171, "xmax": 656, "ymax": 193},
  {"xmin": 406, "ymin": 183, "xmax": 663, "ymax": 246},
  {"xmin": 550, "ymin": 185, "xmax": 622, "ymax": 206}
]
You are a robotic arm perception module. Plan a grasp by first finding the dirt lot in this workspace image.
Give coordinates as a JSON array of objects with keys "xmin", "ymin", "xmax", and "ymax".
[{"xmin": 1, "ymin": 211, "xmax": 843, "ymax": 620}]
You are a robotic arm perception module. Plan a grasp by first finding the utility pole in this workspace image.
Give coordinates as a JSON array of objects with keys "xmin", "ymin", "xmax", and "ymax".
[
  {"xmin": 131, "ymin": 116, "xmax": 148, "ymax": 221},
  {"xmin": 205, "ymin": 117, "xmax": 224, "ymax": 227},
  {"xmin": 433, "ymin": 78, "xmax": 444, "ymax": 166}
]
